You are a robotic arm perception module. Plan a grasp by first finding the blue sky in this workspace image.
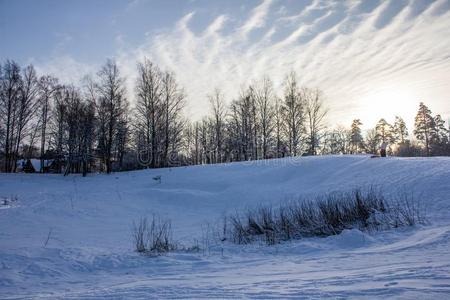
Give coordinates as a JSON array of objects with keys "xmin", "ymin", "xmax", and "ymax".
[{"xmin": 1, "ymin": 0, "xmax": 449, "ymax": 129}]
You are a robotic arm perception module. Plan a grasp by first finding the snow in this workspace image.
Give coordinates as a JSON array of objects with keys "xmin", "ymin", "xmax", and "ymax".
[{"xmin": 0, "ymin": 155, "xmax": 449, "ymax": 298}]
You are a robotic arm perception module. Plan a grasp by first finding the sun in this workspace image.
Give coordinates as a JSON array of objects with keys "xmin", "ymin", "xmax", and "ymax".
[{"xmin": 358, "ymin": 83, "xmax": 419, "ymax": 129}]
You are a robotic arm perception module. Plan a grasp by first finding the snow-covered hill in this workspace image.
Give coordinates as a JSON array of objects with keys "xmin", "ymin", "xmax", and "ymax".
[{"xmin": 1, "ymin": 155, "xmax": 450, "ymax": 299}]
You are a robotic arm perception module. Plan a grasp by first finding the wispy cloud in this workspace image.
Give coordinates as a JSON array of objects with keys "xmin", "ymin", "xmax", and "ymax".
[
  {"xmin": 38, "ymin": 0, "xmax": 450, "ymax": 128},
  {"xmin": 34, "ymin": 55, "xmax": 96, "ymax": 86},
  {"xmin": 239, "ymin": 0, "xmax": 274, "ymax": 38}
]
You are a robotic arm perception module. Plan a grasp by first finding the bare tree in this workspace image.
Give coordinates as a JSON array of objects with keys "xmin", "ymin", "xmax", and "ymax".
[
  {"xmin": 303, "ymin": 88, "xmax": 327, "ymax": 155},
  {"xmin": 79, "ymin": 98, "xmax": 96, "ymax": 176},
  {"xmin": 208, "ymin": 88, "xmax": 227, "ymax": 163},
  {"xmin": 0, "ymin": 63, "xmax": 39, "ymax": 172},
  {"xmin": 114, "ymin": 110, "xmax": 129, "ymax": 171},
  {"xmin": 50, "ymin": 85, "xmax": 97, "ymax": 176},
  {"xmin": 37, "ymin": 75, "xmax": 58, "ymax": 172},
  {"xmin": 95, "ymin": 59, "xmax": 128, "ymax": 173},
  {"xmin": 161, "ymin": 71, "xmax": 185, "ymax": 167},
  {"xmin": 65, "ymin": 86, "xmax": 83, "ymax": 174},
  {"xmin": 273, "ymin": 97, "xmax": 286, "ymax": 157},
  {"xmin": 321, "ymin": 126, "xmax": 351, "ymax": 154},
  {"xmin": 135, "ymin": 59, "xmax": 163, "ymax": 168},
  {"xmin": 253, "ymin": 77, "xmax": 275, "ymax": 159},
  {"xmin": 14, "ymin": 65, "xmax": 39, "ymax": 171},
  {"xmin": 0, "ymin": 60, "xmax": 22, "ymax": 172},
  {"xmin": 192, "ymin": 121, "xmax": 202, "ymax": 164},
  {"xmin": 182, "ymin": 122, "xmax": 196, "ymax": 165},
  {"xmin": 282, "ymin": 72, "xmax": 305, "ymax": 156},
  {"xmin": 365, "ymin": 128, "xmax": 378, "ymax": 154},
  {"xmin": 229, "ymin": 88, "xmax": 258, "ymax": 161},
  {"xmin": 50, "ymin": 85, "xmax": 67, "ymax": 173}
]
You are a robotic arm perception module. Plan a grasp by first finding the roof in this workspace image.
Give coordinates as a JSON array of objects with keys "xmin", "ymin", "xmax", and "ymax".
[{"xmin": 17, "ymin": 159, "xmax": 54, "ymax": 171}]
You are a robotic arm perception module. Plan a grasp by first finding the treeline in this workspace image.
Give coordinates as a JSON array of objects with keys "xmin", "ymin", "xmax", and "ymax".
[
  {"xmin": 340, "ymin": 103, "xmax": 450, "ymax": 157},
  {"xmin": 0, "ymin": 59, "xmax": 449, "ymax": 174},
  {"xmin": 1, "ymin": 60, "xmax": 131, "ymax": 174}
]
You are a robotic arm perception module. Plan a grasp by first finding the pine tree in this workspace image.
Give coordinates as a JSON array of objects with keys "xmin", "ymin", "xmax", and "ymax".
[
  {"xmin": 414, "ymin": 102, "xmax": 434, "ymax": 156},
  {"xmin": 393, "ymin": 116, "xmax": 408, "ymax": 144},
  {"xmin": 375, "ymin": 118, "xmax": 394, "ymax": 144},
  {"xmin": 350, "ymin": 119, "xmax": 363, "ymax": 153},
  {"xmin": 432, "ymin": 114, "xmax": 448, "ymax": 144},
  {"xmin": 430, "ymin": 114, "xmax": 449, "ymax": 155}
]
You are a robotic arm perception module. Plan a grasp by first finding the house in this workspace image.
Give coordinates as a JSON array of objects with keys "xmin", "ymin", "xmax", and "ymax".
[{"xmin": 16, "ymin": 159, "xmax": 56, "ymax": 173}]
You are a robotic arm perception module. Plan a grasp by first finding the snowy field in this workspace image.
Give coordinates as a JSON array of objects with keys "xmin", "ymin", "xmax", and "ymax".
[{"xmin": 1, "ymin": 155, "xmax": 450, "ymax": 299}]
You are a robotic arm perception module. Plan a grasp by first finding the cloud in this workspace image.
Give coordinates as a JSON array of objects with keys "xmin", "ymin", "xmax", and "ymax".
[
  {"xmin": 34, "ymin": 55, "xmax": 96, "ymax": 86},
  {"xmin": 36, "ymin": 0, "xmax": 450, "ymax": 129},
  {"xmin": 239, "ymin": 0, "xmax": 274, "ymax": 38}
]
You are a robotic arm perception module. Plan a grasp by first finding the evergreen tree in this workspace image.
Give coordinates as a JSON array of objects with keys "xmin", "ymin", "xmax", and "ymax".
[
  {"xmin": 414, "ymin": 102, "xmax": 434, "ymax": 156},
  {"xmin": 375, "ymin": 118, "xmax": 394, "ymax": 144},
  {"xmin": 432, "ymin": 114, "xmax": 448, "ymax": 144},
  {"xmin": 393, "ymin": 116, "xmax": 408, "ymax": 144},
  {"xmin": 430, "ymin": 114, "xmax": 449, "ymax": 155},
  {"xmin": 350, "ymin": 119, "xmax": 363, "ymax": 153}
]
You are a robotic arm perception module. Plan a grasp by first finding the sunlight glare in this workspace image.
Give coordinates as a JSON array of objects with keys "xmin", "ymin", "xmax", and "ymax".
[{"xmin": 358, "ymin": 84, "xmax": 418, "ymax": 128}]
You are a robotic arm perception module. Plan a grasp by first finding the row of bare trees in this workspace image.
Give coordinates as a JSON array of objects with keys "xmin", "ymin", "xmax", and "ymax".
[
  {"xmin": 0, "ymin": 62, "xmax": 39, "ymax": 172},
  {"xmin": 0, "ymin": 60, "xmax": 130, "ymax": 174},
  {"xmin": 133, "ymin": 60, "xmax": 185, "ymax": 169},
  {"xmin": 1, "ymin": 58, "xmax": 448, "ymax": 174},
  {"xmin": 1, "ymin": 58, "xmax": 327, "ymax": 173},
  {"xmin": 182, "ymin": 73, "xmax": 328, "ymax": 166},
  {"xmin": 0, "ymin": 59, "xmax": 189, "ymax": 174}
]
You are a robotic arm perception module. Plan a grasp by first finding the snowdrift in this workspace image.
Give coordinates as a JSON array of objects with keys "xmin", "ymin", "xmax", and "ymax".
[{"xmin": 0, "ymin": 155, "xmax": 449, "ymax": 298}]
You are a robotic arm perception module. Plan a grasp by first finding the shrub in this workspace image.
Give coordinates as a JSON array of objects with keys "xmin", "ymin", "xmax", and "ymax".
[
  {"xmin": 388, "ymin": 191, "xmax": 425, "ymax": 227},
  {"xmin": 132, "ymin": 215, "xmax": 175, "ymax": 255},
  {"xmin": 0, "ymin": 195, "xmax": 18, "ymax": 207},
  {"xmin": 132, "ymin": 217, "xmax": 147, "ymax": 253},
  {"xmin": 226, "ymin": 187, "xmax": 426, "ymax": 245}
]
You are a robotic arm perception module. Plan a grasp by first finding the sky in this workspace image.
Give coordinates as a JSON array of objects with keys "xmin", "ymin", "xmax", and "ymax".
[{"xmin": 1, "ymin": 0, "xmax": 449, "ymax": 129}]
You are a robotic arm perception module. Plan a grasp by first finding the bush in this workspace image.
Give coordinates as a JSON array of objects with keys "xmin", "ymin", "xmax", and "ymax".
[
  {"xmin": 225, "ymin": 187, "xmax": 426, "ymax": 245},
  {"xmin": 387, "ymin": 191, "xmax": 425, "ymax": 227},
  {"xmin": 132, "ymin": 217, "xmax": 147, "ymax": 253},
  {"xmin": 132, "ymin": 215, "xmax": 176, "ymax": 255},
  {"xmin": 131, "ymin": 188, "xmax": 427, "ymax": 253},
  {"xmin": 0, "ymin": 195, "xmax": 18, "ymax": 207}
]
